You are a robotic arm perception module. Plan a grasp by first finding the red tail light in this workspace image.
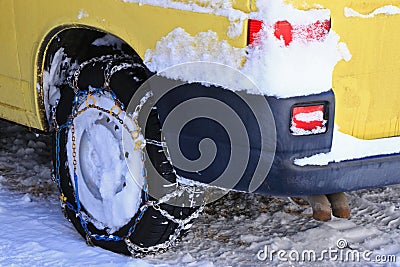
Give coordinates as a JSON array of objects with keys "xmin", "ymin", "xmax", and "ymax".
[
  {"xmin": 274, "ymin": 20, "xmax": 293, "ymax": 46},
  {"xmin": 274, "ymin": 19, "xmax": 331, "ymax": 46},
  {"xmin": 247, "ymin": 19, "xmax": 263, "ymax": 45},
  {"xmin": 291, "ymin": 104, "xmax": 327, "ymax": 135}
]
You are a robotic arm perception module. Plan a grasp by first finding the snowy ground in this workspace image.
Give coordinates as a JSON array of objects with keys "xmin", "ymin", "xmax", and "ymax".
[{"xmin": 0, "ymin": 120, "xmax": 399, "ymax": 266}]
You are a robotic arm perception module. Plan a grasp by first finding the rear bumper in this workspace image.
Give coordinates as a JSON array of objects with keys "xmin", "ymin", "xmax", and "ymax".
[
  {"xmin": 262, "ymin": 153, "xmax": 400, "ymax": 196},
  {"xmin": 155, "ymin": 82, "xmax": 400, "ymax": 196}
]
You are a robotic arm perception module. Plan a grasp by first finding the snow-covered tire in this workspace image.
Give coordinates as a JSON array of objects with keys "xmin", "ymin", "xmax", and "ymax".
[{"xmin": 52, "ymin": 55, "xmax": 196, "ymax": 255}]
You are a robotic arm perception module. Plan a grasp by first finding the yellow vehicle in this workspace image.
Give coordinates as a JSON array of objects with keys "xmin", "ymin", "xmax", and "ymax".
[{"xmin": 1, "ymin": 0, "xmax": 399, "ymax": 255}]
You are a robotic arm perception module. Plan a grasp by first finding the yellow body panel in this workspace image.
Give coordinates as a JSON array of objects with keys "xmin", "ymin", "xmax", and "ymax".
[
  {"xmin": 3, "ymin": 0, "xmax": 248, "ymax": 130},
  {"xmin": 1, "ymin": 0, "xmax": 399, "ymax": 140},
  {"xmin": 288, "ymin": 0, "xmax": 400, "ymax": 139},
  {"xmin": 180, "ymin": 0, "xmax": 256, "ymax": 12},
  {"xmin": 0, "ymin": 1, "xmax": 34, "ymax": 127}
]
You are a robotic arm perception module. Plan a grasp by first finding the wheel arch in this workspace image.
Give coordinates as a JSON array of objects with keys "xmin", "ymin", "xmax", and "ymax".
[{"xmin": 36, "ymin": 25, "xmax": 145, "ymax": 131}]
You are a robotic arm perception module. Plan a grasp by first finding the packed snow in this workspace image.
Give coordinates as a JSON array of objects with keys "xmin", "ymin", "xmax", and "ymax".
[
  {"xmin": 42, "ymin": 48, "xmax": 65, "ymax": 122},
  {"xmin": 143, "ymin": 0, "xmax": 351, "ymax": 98},
  {"xmin": 344, "ymin": 5, "xmax": 400, "ymax": 19},
  {"xmin": 66, "ymin": 94, "xmax": 144, "ymax": 231},
  {"xmin": 144, "ymin": 28, "xmax": 246, "ymax": 72},
  {"xmin": 0, "ymin": 120, "xmax": 399, "ymax": 266},
  {"xmin": 295, "ymin": 127, "xmax": 400, "ymax": 166},
  {"xmin": 42, "ymin": 48, "xmax": 78, "ymax": 124},
  {"xmin": 92, "ymin": 34, "xmax": 125, "ymax": 50}
]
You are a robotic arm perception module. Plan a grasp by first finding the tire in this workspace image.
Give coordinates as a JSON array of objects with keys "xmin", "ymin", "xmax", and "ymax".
[{"xmin": 52, "ymin": 53, "xmax": 197, "ymax": 255}]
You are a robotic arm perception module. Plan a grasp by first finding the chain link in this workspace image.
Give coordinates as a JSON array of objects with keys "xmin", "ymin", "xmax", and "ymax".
[
  {"xmin": 50, "ymin": 101, "xmax": 59, "ymax": 131},
  {"xmin": 53, "ymin": 55, "xmax": 206, "ymax": 256}
]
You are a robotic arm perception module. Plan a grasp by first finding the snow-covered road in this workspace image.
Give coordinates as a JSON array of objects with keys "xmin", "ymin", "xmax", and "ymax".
[{"xmin": 0, "ymin": 120, "xmax": 399, "ymax": 266}]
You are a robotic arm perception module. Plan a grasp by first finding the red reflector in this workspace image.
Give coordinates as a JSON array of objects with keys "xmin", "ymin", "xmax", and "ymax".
[
  {"xmin": 302, "ymin": 19, "xmax": 331, "ymax": 41},
  {"xmin": 274, "ymin": 20, "xmax": 293, "ymax": 46},
  {"xmin": 248, "ymin": 19, "xmax": 263, "ymax": 45},
  {"xmin": 291, "ymin": 104, "xmax": 327, "ymax": 135},
  {"xmin": 274, "ymin": 19, "xmax": 331, "ymax": 46}
]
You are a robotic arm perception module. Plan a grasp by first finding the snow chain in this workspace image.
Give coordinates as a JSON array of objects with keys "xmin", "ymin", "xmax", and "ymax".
[{"xmin": 53, "ymin": 55, "xmax": 205, "ymax": 256}]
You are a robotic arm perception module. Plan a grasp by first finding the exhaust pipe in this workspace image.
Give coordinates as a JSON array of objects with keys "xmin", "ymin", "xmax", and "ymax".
[{"xmin": 304, "ymin": 192, "xmax": 350, "ymax": 222}]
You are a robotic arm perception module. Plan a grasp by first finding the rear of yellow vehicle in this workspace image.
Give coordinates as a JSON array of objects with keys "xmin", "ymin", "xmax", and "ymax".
[
  {"xmin": 0, "ymin": 0, "xmax": 399, "ymax": 256},
  {"xmin": 1, "ymin": 0, "xmax": 251, "ymax": 130},
  {"xmin": 2, "ymin": 0, "xmax": 399, "ymax": 140},
  {"xmin": 289, "ymin": 0, "xmax": 400, "ymax": 140}
]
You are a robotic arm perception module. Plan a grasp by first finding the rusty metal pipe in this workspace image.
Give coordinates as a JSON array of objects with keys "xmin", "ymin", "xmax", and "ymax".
[
  {"xmin": 304, "ymin": 194, "xmax": 332, "ymax": 222},
  {"xmin": 304, "ymin": 192, "xmax": 350, "ymax": 222},
  {"xmin": 327, "ymin": 192, "xmax": 351, "ymax": 219}
]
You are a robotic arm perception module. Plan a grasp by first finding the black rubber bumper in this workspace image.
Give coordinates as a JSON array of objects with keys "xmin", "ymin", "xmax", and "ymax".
[
  {"xmin": 155, "ymin": 82, "xmax": 400, "ymax": 196},
  {"xmin": 272, "ymin": 153, "xmax": 400, "ymax": 196}
]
